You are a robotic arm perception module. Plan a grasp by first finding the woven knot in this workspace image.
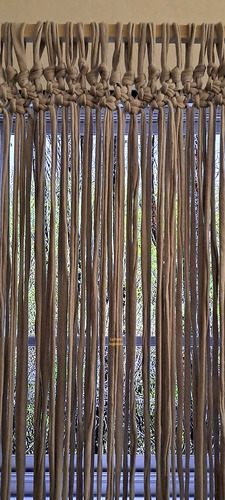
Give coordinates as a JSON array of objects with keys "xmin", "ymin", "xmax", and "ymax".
[
  {"xmin": 142, "ymin": 87, "xmax": 153, "ymax": 103},
  {"xmin": 137, "ymin": 88, "xmax": 148, "ymax": 107},
  {"xmin": 46, "ymin": 82, "xmax": 54, "ymax": 94},
  {"xmin": 10, "ymin": 97, "xmax": 26, "ymax": 114},
  {"xmin": 16, "ymin": 69, "xmax": 29, "ymax": 89},
  {"xmin": 109, "ymin": 69, "xmax": 121, "ymax": 86},
  {"xmin": 181, "ymin": 67, "xmax": 193, "ymax": 85},
  {"xmin": 135, "ymin": 73, "xmax": 146, "ymax": 90},
  {"xmin": 0, "ymin": 85, "xmax": 7, "ymax": 100},
  {"xmin": 161, "ymin": 81, "xmax": 175, "ymax": 97},
  {"xmin": 55, "ymin": 63, "xmax": 66, "ymax": 82},
  {"xmin": 113, "ymin": 85, "xmax": 122, "ymax": 100},
  {"xmin": 94, "ymin": 82, "xmax": 105, "ymax": 97},
  {"xmin": 44, "ymin": 66, "xmax": 55, "ymax": 82},
  {"xmin": 33, "ymin": 97, "xmax": 40, "ymax": 111},
  {"xmin": 183, "ymin": 82, "xmax": 191, "ymax": 94},
  {"xmin": 160, "ymin": 67, "xmax": 171, "ymax": 83},
  {"xmin": 148, "ymin": 63, "xmax": 160, "ymax": 81},
  {"xmin": 207, "ymin": 63, "xmax": 218, "ymax": 79},
  {"xmin": 6, "ymin": 66, "xmax": 17, "ymax": 84},
  {"xmin": 77, "ymin": 93, "xmax": 87, "ymax": 106},
  {"xmin": 171, "ymin": 66, "xmax": 182, "ymax": 84},
  {"xmin": 124, "ymin": 98, "xmax": 141, "ymax": 115},
  {"xmin": 55, "ymin": 94, "xmax": 64, "ymax": 106},
  {"xmin": 122, "ymin": 71, "xmax": 135, "ymax": 87},
  {"xmin": 0, "ymin": 68, "xmax": 5, "ymax": 86},
  {"xmin": 155, "ymin": 91, "xmax": 166, "ymax": 107},
  {"xmin": 213, "ymin": 83, "xmax": 222, "ymax": 95},
  {"xmin": 218, "ymin": 61, "xmax": 225, "ymax": 78},
  {"xmin": 193, "ymin": 93, "xmax": 201, "ymax": 109},
  {"xmin": 78, "ymin": 58, "xmax": 89, "ymax": 76},
  {"xmin": 66, "ymin": 65, "xmax": 78, "ymax": 84},
  {"xmin": 107, "ymin": 95, "xmax": 117, "ymax": 110},
  {"xmin": 30, "ymin": 62, "xmax": 44, "ymax": 82},
  {"xmin": 89, "ymin": 85, "xmax": 98, "ymax": 97},
  {"xmin": 99, "ymin": 95, "xmax": 110, "ymax": 109},
  {"xmin": 87, "ymin": 68, "xmax": 99, "ymax": 86},
  {"xmin": 193, "ymin": 64, "xmax": 206, "ymax": 80},
  {"xmin": 173, "ymin": 94, "xmax": 186, "ymax": 109},
  {"xmin": 98, "ymin": 63, "xmax": 109, "ymax": 82},
  {"xmin": 215, "ymin": 93, "xmax": 225, "ymax": 105},
  {"xmin": 206, "ymin": 78, "xmax": 214, "ymax": 92}
]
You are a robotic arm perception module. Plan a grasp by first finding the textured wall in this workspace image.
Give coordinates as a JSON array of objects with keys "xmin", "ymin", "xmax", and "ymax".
[{"xmin": 0, "ymin": 0, "xmax": 224, "ymax": 24}]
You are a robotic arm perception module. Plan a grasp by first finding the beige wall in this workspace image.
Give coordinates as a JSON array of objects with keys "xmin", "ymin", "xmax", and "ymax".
[
  {"xmin": 0, "ymin": 0, "xmax": 225, "ymax": 24},
  {"xmin": 0, "ymin": 0, "xmax": 224, "ymax": 74}
]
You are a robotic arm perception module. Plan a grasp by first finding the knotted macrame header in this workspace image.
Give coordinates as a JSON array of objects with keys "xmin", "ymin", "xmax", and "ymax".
[{"xmin": 0, "ymin": 22, "xmax": 225, "ymax": 114}]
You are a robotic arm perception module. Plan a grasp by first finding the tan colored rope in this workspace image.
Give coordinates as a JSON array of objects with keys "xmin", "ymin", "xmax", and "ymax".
[
  {"xmin": 33, "ymin": 108, "xmax": 47, "ymax": 500},
  {"xmin": 176, "ymin": 105, "xmax": 184, "ymax": 499},
  {"xmin": 47, "ymin": 103, "xmax": 57, "ymax": 500},
  {"xmin": 184, "ymin": 104, "xmax": 192, "ymax": 500},
  {"xmin": 1, "ymin": 111, "xmax": 15, "ymax": 500},
  {"xmin": 114, "ymin": 105, "xmax": 125, "ymax": 500},
  {"xmin": 219, "ymin": 103, "xmax": 225, "ymax": 499},
  {"xmin": 15, "ymin": 112, "xmax": 28, "ymax": 500},
  {"xmin": 141, "ymin": 106, "xmax": 151, "ymax": 500},
  {"xmin": 1, "ymin": 20, "xmax": 225, "ymax": 500},
  {"xmin": 155, "ymin": 106, "xmax": 165, "ymax": 499}
]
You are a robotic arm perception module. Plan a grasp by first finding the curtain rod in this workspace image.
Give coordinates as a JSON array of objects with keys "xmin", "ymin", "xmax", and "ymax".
[{"xmin": 0, "ymin": 23, "xmax": 224, "ymax": 43}]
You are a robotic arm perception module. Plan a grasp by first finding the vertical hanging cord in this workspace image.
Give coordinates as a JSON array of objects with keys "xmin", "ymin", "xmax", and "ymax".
[
  {"xmin": 67, "ymin": 102, "xmax": 79, "ymax": 500},
  {"xmin": 76, "ymin": 105, "xmax": 90, "ymax": 499},
  {"xmin": 183, "ymin": 104, "xmax": 192, "ymax": 500},
  {"xmin": 140, "ymin": 106, "xmax": 151, "ymax": 500},
  {"xmin": 33, "ymin": 108, "xmax": 46, "ymax": 500},
  {"xmin": 83, "ymin": 24, "xmax": 100, "ymax": 500},
  {"xmin": 105, "ymin": 106, "xmax": 114, "ymax": 500},
  {"xmin": 88, "ymin": 102, "xmax": 101, "ymax": 500},
  {"xmin": 0, "ymin": 24, "xmax": 14, "ymax": 500},
  {"xmin": 175, "ymin": 106, "xmax": 185, "ymax": 500},
  {"xmin": 189, "ymin": 104, "xmax": 197, "ymax": 500},
  {"xmin": 206, "ymin": 102, "xmax": 215, "ymax": 500},
  {"xmin": 210, "ymin": 104, "xmax": 220, "ymax": 499},
  {"xmin": 195, "ymin": 104, "xmax": 208, "ymax": 500},
  {"xmin": 83, "ymin": 105, "xmax": 94, "ymax": 500},
  {"xmin": 207, "ymin": 26, "xmax": 220, "ymax": 500},
  {"xmin": 54, "ymin": 104, "xmax": 68, "ymax": 500},
  {"xmin": 219, "ymin": 103, "xmax": 225, "ymax": 499},
  {"xmin": 98, "ymin": 22, "xmax": 118, "ymax": 500},
  {"xmin": 194, "ymin": 105, "xmax": 204, "ymax": 499},
  {"xmin": 95, "ymin": 105, "xmax": 104, "ymax": 500},
  {"xmin": 97, "ymin": 106, "xmax": 108, "ymax": 499},
  {"xmin": 114, "ymin": 106, "xmax": 125, "ymax": 500},
  {"xmin": 202, "ymin": 102, "xmax": 213, "ymax": 498},
  {"xmin": 0, "ymin": 111, "xmax": 10, "ymax": 462},
  {"xmin": 182, "ymin": 27, "xmax": 195, "ymax": 500},
  {"xmin": 62, "ymin": 101, "xmax": 75, "ymax": 500},
  {"xmin": 47, "ymin": 103, "xmax": 57, "ymax": 500},
  {"xmin": 158, "ymin": 24, "xmax": 173, "ymax": 499},
  {"xmin": 64, "ymin": 23, "xmax": 79, "ymax": 500},
  {"xmin": 155, "ymin": 106, "xmax": 165, "ymax": 500},
  {"xmin": 170, "ymin": 106, "xmax": 178, "ymax": 500},
  {"xmin": 15, "ymin": 112, "xmax": 28, "ymax": 500},
  {"xmin": 1, "ymin": 110, "xmax": 16, "ymax": 500},
  {"xmin": 122, "ymin": 24, "xmax": 135, "ymax": 500},
  {"xmin": 109, "ymin": 23, "xmax": 124, "ymax": 500},
  {"xmin": 161, "ymin": 101, "xmax": 176, "ymax": 499},
  {"xmin": 127, "ymin": 111, "xmax": 139, "ymax": 500},
  {"xmin": 170, "ymin": 25, "xmax": 182, "ymax": 500}
]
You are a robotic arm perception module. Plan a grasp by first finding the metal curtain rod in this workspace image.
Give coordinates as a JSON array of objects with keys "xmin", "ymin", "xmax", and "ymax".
[{"xmin": 0, "ymin": 23, "xmax": 223, "ymax": 43}]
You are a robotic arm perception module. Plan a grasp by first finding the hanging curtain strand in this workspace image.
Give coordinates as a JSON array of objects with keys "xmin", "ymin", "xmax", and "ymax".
[{"xmin": 0, "ymin": 20, "xmax": 224, "ymax": 500}]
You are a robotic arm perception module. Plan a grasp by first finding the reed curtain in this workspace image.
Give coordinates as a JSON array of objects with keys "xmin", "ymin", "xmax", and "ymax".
[{"xmin": 0, "ymin": 21, "xmax": 225, "ymax": 500}]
